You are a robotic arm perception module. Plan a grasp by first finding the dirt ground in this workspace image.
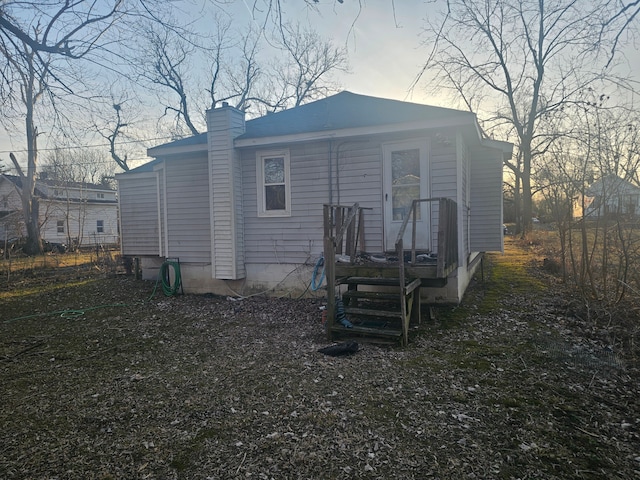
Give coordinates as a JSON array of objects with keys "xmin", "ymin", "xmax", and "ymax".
[{"xmin": 1, "ymin": 239, "xmax": 639, "ymax": 479}]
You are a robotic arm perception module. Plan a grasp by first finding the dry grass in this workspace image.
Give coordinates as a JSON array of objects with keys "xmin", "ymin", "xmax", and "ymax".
[{"xmin": 1, "ymin": 238, "xmax": 639, "ymax": 479}]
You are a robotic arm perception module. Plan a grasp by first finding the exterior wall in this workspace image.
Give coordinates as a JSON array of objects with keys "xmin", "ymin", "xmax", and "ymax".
[
  {"xmin": 242, "ymin": 137, "xmax": 390, "ymax": 265},
  {"xmin": 241, "ymin": 131, "xmax": 459, "ymax": 266},
  {"xmin": 333, "ymin": 138, "xmax": 385, "ymax": 252},
  {"xmin": 40, "ymin": 200, "xmax": 118, "ymax": 245},
  {"xmin": 118, "ymin": 172, "xmax": 160, "ymax": 256},
  {"xmin": 1, "ymin": 175, "xmax": 118, "ymax": 246},
  {"xmin": 242, "ymin": 140, "xmax": 333, "ymax": 264},
  {"xmin": 123, "ymin": 126, "xmax": 501, "ymax": 304},
  {"xmin": 458, "ymin": 133, "xmax": 470, "ymax": 263},
  {"xmin": 207, "ymin": 106, "xmax": 246, "ymax": 279},
  {"xmin": 470, "ymin": 145, "xmax": 504, "ymax": 253},
  {"xmin": 0, "ymin": 177, "xmax": 23, "ymax": 212},
  {"xmin": 163, "ymin": 155, "xmax": 211, "ymax": 263},
  {"xmin": 430, "ymin": 130, "xmax": 459, "ymax": 254}
]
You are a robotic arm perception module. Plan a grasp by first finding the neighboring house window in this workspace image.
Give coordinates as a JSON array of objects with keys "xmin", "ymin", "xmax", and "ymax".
[
  {"xmin": 257, "ymin": 150, "xmax": 291, "ymax": 217},
  {"xmin": 57, "ymin": 220, "xmax": 65, "ymax": 233},
  {"xmin": 624, "ymin": 194, "xmax": 638, "ymax": 215},
  {"xmin": 97, "ymin": 193, "xmax": 105, "ymax": 199},
  {"xmin": 97, "ymin": 220, "xmax": 104, "ymax": 233}
]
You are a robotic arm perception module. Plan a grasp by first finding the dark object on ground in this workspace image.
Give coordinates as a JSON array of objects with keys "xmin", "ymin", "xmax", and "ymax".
[
  {"xmin": 318, "ymin": 341, "xmax": 359, "ymax": 356},
  {"xmin": 43, "ymin": 241, "xmax": 67, "ymax": 253}
]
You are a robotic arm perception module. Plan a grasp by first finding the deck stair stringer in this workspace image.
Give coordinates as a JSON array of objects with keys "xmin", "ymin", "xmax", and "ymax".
[{"xmin": 329, "ymin": 276, "xmax": 421, "ymax": 346}]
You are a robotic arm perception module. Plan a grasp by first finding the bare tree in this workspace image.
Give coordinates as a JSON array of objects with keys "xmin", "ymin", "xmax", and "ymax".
[
  {"xmin": 274, "ymin": 23, "xmax": 348, "ymax": 108},
  {"xmin": 207, "ymin": 26, "xmax": 264, "ymax": 113},
  {"xmin": 0, "ymin": 1, "xmax": 182, "ymax": 253},
  {"xmin": 140, "ymin": 17, "xmax": 347, "ymax": 128},
  {"xmin": 0, "ymin": 1, "xmax": 124, "ymax": 58},
  {"xmin": 139, "ymin": 26, "xmax": 203, "ymax": 136},
  {"xmin": 6, "ymin": 43, "xmax": 49, "ymax": 255},
  {"xmin": 0, "ymin": 1, "xmax": 143, "ymax": 254},
  {"xmin": 599, "ymin": 0, "xmax": 640, "ymax": 67},
  {"xmin": 416, "ymin": 0, "xmax": 613, "ymax": 235},
  {"xmin": 93, "ymin": 101, "xmax": 135, "ymax": 172}
]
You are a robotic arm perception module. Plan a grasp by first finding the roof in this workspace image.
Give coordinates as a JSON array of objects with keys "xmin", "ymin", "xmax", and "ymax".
[
  {"xmin": 238, "ymin": 91, "xmax": 475, "ymax": 140},
  {"xmin": 146, "ymin": 91, "xmax": 480, "ymax": 158},
  {"xmin": 587, "ymin": 175, "xmax": 640, "ymax": 196},
  {"xmin": 1, "ymin": 174, "xmax": 116, "ymax": 203}
]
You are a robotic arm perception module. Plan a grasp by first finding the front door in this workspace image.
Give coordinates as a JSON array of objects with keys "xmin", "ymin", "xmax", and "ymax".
[{"xmin": 383, "ymin": 140, "xmax": 430, "ymax": 251}]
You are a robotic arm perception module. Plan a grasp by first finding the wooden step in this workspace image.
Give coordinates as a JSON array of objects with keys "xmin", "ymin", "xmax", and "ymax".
[
  {"xmin": 329, "ymin": 324, "xmax": 402, "ymax": 340},
  {"xmin": 342, "ymin": 290, "xmax": 401, "ymax": 302},
  {"xmin": 339, "ymin": 276, "xmax": 403, "ymax": 286},
  {"xmin": 340, "ymin": 277, "xmax": 421, "ymax": 294},
  {"xmin": 344, "ymin": 306, "xmax": 403, "ymax": 319}
]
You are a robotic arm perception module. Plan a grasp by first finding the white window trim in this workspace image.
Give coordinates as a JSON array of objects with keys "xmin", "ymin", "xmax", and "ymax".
[{"xmin": 256, "ymin": 149, "xmax": 291, "ymax": 217}]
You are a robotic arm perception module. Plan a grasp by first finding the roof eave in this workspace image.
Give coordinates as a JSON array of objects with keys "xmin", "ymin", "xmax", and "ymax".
[
  {"xmin": 147, "ymin": 142, "xmax": 208, "ymax": 158},
  {"xmin": 480, "ymin": 138, "xmax": 514, "ymax": 161}
]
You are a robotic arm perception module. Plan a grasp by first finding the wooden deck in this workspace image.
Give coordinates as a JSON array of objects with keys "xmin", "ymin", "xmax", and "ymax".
[{"xmin": 323, "ymin": 199, "xmax": 458, "ymax": 346}]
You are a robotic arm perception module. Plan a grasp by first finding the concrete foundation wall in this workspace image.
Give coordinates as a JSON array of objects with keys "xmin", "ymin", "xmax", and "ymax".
[
  {"xmin": 137, "ymin": 256, "xmax": 481, "ymax": 304},
  {"xmin": 138, "ymin": 257, "xmax": 324, "ymax": 298}
]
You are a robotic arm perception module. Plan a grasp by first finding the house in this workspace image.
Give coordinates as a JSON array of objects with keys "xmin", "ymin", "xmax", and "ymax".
[
  {"xmin": 116, "ymin": 91, "xmax": 512, "ymax": 304},
  {"xmin": 583, "ymin": 175, "xmax": 640, "ymax": 218},
  {"xmin": 0, "ymin": 174, "xmax": 119, "ymax": 247}
]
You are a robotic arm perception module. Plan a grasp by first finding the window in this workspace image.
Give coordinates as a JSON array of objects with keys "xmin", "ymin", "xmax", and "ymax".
[
  {"xmin": 96, "ymin": 220, "xmax": 104, "ymax": 233},
  {"xmin": 96, "ymin": 193, "xmax": 105, "ymax": 199},
  {"xmin": 391, "ymin": 148, "xmax": 421, "ymax": 221},
  {"xmin": 57, "ymin": 220, "xmax": 65, "ymax": 233},
  {"xmin": 257, "ymin": 150, "xmax": 291, "ymax": 217}
]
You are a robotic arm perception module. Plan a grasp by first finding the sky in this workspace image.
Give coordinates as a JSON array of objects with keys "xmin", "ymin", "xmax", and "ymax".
[
  {"xmin": 1, "ymin": 0, "xmax": 638, "ymax": 172},
  {"xmin": 1, "ymin": 0, "xmax": 439, "ymax": 171},
  {"xmin": 272, "ymin": 1, "xmax": 436, "ymax": 103}
]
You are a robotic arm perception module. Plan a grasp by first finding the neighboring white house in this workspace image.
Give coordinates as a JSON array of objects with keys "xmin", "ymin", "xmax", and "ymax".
[
  {"xmin": 583, "ymin": 175, "xmax": 640, "ymax": 218},
  {"xmin": 0, "ymin": 174, "xmax": 119, "ymax": 247},
  {"xmin": 116, "ymin": 91, "xmax": 512, "ymax": 303}
]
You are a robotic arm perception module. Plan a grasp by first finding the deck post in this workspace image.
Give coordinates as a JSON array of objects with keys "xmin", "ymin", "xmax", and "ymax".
[{"xmin": 324, "ymin": 234, "xmax": 336, "ymax": 341}]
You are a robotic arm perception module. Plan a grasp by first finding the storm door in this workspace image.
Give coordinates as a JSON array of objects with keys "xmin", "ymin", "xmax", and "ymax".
[{"xmin": 383, "ymin": 140, "xmax": 430, "ymax": 251}]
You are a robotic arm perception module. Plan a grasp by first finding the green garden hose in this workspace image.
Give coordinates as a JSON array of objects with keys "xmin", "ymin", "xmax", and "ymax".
[{"xmin": 160, "ymin": 260, "xmax": 182, "ymax": 296}]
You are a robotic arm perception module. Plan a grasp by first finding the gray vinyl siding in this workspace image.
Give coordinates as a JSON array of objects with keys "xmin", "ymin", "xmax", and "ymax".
[
  {"xmin": 164, "ymin": 156, "xmax": 211, "ymax": 263},
  {"xmin": 208, "ymin": 107, "xmax": 246, "ymax": 278},
  {"xmin": 458, "ymin": 134, "xmax": 470, "ymax": 260},
  {"xmin": 242, "ymin": 141, "xmax": 330, "ymax": 264},
  {"xmin": 242, "ymin": 139, "xmax": 387, "ymax": 264},
  {"xmin": 430, "ymin": 137, "xmax": 458, "ymax": 253},
  {"xmin": 242, "ymin": 133, "xmax": 468, "ymax": 263},
  {"xmin": 118, "ymin": 173, "xmax": 159, "ymax": 255},
  {"xmin": 470, "ymin": 146, "xmax": 504, "ymax": 252},
  {"xmin": 332, "ymin": 139, "xmax": 384, "ymax": 253},
  {"xmin": 157, "ymin": 168, "xmax": 165, "ymax": 256}
]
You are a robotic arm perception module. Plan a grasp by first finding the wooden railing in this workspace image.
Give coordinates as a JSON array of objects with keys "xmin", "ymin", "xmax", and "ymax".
[
  {"xmin": 322, "ymin": 199, "xmax": 457, "ymax": 344},
  {"xmin": 395, "ymin": 197, "xmax": 458, "ymax": 278},
  {"xmin": 322, "ymin": 203, "xmax": 365, "ymax": 262}
]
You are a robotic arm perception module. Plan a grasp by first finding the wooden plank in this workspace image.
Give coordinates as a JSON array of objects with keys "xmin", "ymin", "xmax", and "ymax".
[
  {"xmin": 324, "ymin": 235, "xmax": 336, "ymax": 341},
  {"xmin": 404, "ymin": 278, "xmax": 422, "ymax": 294},
  {"xmin": 344, "ymin": 307, "xmax": 403, "ymax": 319},
  {"xmin": 341, "ymin": 276, "xmax": 402, "ymax": 286},
  {"xmin": 330, "ymin": 324, "xmax": 402, "ymax": 338},
  {"xmin": 342, "ymin": 291, "xmax": 401, "ymax": 301}
]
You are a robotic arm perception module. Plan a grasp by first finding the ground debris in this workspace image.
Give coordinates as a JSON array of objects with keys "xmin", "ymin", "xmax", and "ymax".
[{"xmin": 1, "ymin": 240, "xmax": 639, "ymax": 479}]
